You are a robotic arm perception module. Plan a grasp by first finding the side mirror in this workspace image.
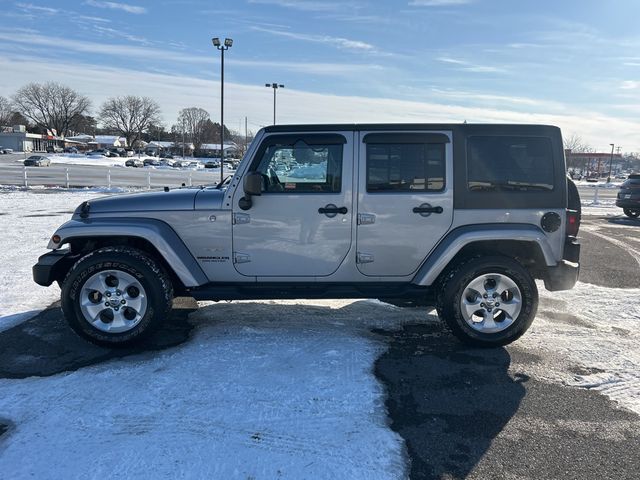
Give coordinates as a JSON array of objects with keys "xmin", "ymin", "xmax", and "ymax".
[
  {"xmin": 243, "ymin": 172, "xmax": 262, "ymax": 196},
  {"xmin": 239, "ymin": 171, "xmax": 262, "ymax": 211}
]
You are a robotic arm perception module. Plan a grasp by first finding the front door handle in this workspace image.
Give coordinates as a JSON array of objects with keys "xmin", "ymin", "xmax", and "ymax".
[
  {"xmin": 413, "ymin": 203, "xmax": 443, "ymax": 217},
  {"xmin": 318, "ymin": 204, "xmax": 348, "ymax": 218}
]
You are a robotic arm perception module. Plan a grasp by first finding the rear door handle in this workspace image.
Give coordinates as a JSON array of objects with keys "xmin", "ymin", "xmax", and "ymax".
[
  {"xmin": 319, "ymin": 204, "xmax": 348, "ymax": 217},
  {"xmin": 413, "ymin": 204, "xmax": 443, "ymax": 217}
]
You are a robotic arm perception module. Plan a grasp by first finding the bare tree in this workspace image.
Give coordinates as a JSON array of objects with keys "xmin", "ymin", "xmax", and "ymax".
[
  {"xmin": 0, "ymin": 95, "xmax": 12, "ymax": 127},
  {"xmin": 176, "ymin": 107, "xmax": 210, "ymax": 152},
  {"xmin": 563, "ymin": 133, "xmax": 590, "ymax": 153},
  {"xmin": 11, "ymin": 82, "xmax": 91, "ymax": 136},
  {"xmin": 99, "ymin": 96, "xmax": 161, "ymax": 148}
]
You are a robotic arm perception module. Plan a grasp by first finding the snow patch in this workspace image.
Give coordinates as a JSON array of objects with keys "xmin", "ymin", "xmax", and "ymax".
[
  {"xmin": 0, "ymin": 299, "xmax": 414, "ymax": 478},
  {"xmin": 527, "ymin": 281, "xmax": 640, "ymax": 414}
]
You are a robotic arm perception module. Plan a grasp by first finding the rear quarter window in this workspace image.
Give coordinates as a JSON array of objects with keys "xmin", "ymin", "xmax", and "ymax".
[{"xmin": 467, "ymin": 136, "xmax": 554, "ymax": 192}]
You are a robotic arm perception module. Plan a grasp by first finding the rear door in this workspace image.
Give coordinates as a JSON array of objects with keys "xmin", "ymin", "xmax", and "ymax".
[{"xmin": 355, "ymin": 131, "xmax": 454, "ymax": 276}]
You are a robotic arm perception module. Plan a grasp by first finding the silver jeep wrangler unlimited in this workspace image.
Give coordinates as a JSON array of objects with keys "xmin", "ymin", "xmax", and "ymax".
[{"xmin": 33, "ymin": 124, "xmax": 581, "ymax": 347}]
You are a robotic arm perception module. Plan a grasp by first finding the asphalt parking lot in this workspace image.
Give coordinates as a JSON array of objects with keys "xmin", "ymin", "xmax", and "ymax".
[{"xmin": 0, "ymin": 214, "xmax": 639, "ymax": 479}]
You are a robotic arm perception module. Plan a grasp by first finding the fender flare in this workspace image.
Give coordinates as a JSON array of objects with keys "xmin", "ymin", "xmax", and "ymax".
[
  {"xmin": 411, "ymin": 224, "xmax": 556, "ymax": 286},
  {"xmin": 50, "ymin": 217, "xmax": 208, "ymax": 287}
]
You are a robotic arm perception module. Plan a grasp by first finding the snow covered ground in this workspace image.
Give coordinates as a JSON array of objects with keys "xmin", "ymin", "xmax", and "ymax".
[
  {"xmin": 0, "ymin": 189, "xmax": 639, "ymax": 478},
  {"xmin": 0, "ymin": 188, "xmax": 111, "ymax": 331}
]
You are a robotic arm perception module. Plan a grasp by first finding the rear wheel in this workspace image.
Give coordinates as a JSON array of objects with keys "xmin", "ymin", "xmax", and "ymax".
[
  {"xmin": 61, "ymin": 246, "xmax": 173, "ymax": 347},
  {"xmin": 623, "ymin": 208, "xmax": 640, "ymax": 218},
  {"xmin": 437, "ymin": 256, "xmax": 538, "ymax": 347}
]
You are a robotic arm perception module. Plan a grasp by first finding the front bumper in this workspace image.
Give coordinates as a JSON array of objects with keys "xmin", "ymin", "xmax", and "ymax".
[{"xmin": 32, "ymin": 249, "xmax": 76, "ymax": 286}]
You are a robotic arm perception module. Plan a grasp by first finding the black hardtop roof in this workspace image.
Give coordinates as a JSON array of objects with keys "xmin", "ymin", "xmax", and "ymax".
[{"xmin": 263, "ymin": 123, "xmax": 560, "ymax": 133}]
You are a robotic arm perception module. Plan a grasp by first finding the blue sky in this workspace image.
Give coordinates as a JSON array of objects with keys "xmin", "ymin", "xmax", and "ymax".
[{"xmin": 0, "ymin": 0, "xmax": 639, "ymax": 150}]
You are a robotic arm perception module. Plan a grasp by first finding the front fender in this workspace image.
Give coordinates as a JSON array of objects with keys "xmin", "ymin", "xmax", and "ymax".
[
  {"xmin": 411, "ymin": 224, "xmax": 557, "ymax": 286},
  {"xmin": 50, "ymin": 217, "xmax": 208, "ymax": 287}
]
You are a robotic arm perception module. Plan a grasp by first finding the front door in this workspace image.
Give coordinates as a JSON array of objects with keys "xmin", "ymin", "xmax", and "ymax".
[
  {"xmin": 355, "ymin": 131, "xmax": 454, "ymax": 276},
  {"xmin": 232, "ymin": 132, "xmax": 354, "ymax": 277}
]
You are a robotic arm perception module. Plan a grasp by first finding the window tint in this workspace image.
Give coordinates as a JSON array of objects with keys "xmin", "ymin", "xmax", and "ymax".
[
  {"xmin": 467, "ymin": 136, "xmax": 554, "ymax": 191},
  {"xmin": 255, "ymin": 140, "xmax": 343, "ymax": 193},
  {"xmin": 366, "ymin": 143, "xmax": 445, "ymax": 192}
]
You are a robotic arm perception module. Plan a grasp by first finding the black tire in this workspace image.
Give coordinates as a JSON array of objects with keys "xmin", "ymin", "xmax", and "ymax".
[
  {"xmin": 61, "ymin": 246, "xmax": 173, "ymax": 347},
  {"xmin": 436, "ymin": 255, "xmax": 538, "ymax": 347},
  {"xmin": 623, "ymin": 208, "xmax": 640, "ymax": 218}
]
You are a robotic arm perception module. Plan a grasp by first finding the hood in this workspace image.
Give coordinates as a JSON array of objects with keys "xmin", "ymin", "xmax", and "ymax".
[{"xmin": 74, "ymin": 188, "xmax": 201, "ymax": 215}]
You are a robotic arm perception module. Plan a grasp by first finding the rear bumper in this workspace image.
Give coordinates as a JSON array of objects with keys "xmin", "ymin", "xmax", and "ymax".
[
  {"xmin": 544, "ymin": 240, "xmax": 580, "ymax": 291},
  {"xmin": 615, "ymin": 199, "xmax": 640, "ymax": 208},
  {"xmin": 32, "ymin": 249, "xmax": 76, "ymax": 286}
]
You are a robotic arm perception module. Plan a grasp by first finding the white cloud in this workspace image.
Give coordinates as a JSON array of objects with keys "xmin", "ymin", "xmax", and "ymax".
[
  {"xmin": 0, "ymin": 30, "xmax": 383, "ymax": 77},
  {"xmin": 0, "ymin": 54, "xmax": 638, "ymax": 151},
  {"xmin": 15, "ymin": 2, "xmax": 58, "ymax": 14},
  {"xmin": 409, "ymin": 0, "xmax": 473, "ymax": 6},
  {"xmin": 247, "ymin": 0, "xmax": 352, "ymax": 12},
  {"xmin": 84, "ymin": 0, "xmax": 146, "ymax": 14},
  {"xmin": 250, "ymin": 26, "xmax": 375, "ymax": 52},
  {"xmin": 437, "ymin": 56, "xmax": 506, "ymax": 74},
  {"xmin": 620, "ymin": 80, "xmax": 640, "ymax": 90}
]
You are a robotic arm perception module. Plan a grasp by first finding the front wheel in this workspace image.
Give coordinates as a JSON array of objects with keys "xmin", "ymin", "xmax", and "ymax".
[
  {"xmin": 61, "ymin": 246, "xmax": 173, "ymax": 347},
  {"xmin": 437, "ymin": 256, "xmax": 538, "ymax": 347},
  {"xmin": 623, "ymin": 208, "xmax": 640, "ymax": 218}
]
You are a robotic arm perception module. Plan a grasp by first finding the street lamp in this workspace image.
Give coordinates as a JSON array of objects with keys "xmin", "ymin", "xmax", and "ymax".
[
  {"xmin": 607, "ymin": 143, "xmax": 614, "ymax": 183},
  {"xmin": 212, "ymin": 37, "xmax": 233, "ymax": 184},
  {"xmin": 265, "ymin": 83, "xmax": 285, "ymax": 125}
]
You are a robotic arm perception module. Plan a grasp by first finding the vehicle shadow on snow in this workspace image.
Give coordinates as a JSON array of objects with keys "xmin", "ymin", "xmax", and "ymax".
[
  {"xmin": 0, "ymin": 297, "xmax": 198, "ymax": 379},
  {"xmin": 373, "ymin": 322, "xmax": 526, "ymax": 480}
]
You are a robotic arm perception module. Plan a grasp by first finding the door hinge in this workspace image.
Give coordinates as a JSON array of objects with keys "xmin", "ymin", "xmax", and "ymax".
[
  {"xmin": 356, "ymin": 252, "xmax": 374, "ymax": 264},
  {"xmin": 233, "ymin": 213, "xmax": 250, "ymax": 225},
  {"xmin": 357, "ymin": 213, "xmax": 376, "ymax": 225},
  {"xmin": 234, "ymin": 252, "xmax": 251, "ymax": 264}
]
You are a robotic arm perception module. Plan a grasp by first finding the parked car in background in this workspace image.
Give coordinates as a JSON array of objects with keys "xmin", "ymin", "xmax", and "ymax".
[
  {"xmin": 616, "ymin": 174, "xmax": 640, "ymax": 218},
  {"xmin": 24, "ymin": 155, "xmax": 51, "ymax": 167},
  {"xmin": 64, "ymin": 147, "xmax": 79, "ymax": 154},
  {"xmin": 124, "ymin": 149, "xmax": 135, "ymax": 157},
  {"xmin": 143, "ymin": 158, "xmax": 160, "ymax": 167},
  {"xmin": 159, "ymin": 158, "xmax": 175, "ymax": 167},
  {"xmin": 0, "ymin": 147, "xmax": 14, "ymax": 154},
  {"xmin": 46, "ymin": 145, "xmax": 64, "ymax": 153},
  {"xmin": 125, "ymin": 158, "xmax": 144, "ymax": 168},
  {"xmin": 204, "ymin": 159, "xmax": 220, "ymax": 168}
]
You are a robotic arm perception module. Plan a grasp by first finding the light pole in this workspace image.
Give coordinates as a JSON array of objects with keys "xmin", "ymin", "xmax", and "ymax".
[
  {"xmin": 213, "ymin": 37, "xmax": 233, "ymax": 184},
  {"xmin": 607, "ymin": 143, "xmax": 614, "ymax": 183},
  {"xmin": 265, "ymin": 83, "xmax": 284, "ymax": 125}
]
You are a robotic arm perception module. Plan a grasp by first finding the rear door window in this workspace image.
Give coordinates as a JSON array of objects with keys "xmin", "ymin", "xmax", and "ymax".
[
  {"xmin": 467, "ymin": 136, "xmax": 554, "ymax": 191},
  {"xmin": 366, "ymin": 143, "xmax": 445, "ymax": 192}
]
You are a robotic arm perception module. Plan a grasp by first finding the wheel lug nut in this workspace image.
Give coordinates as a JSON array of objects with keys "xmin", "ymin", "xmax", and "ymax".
[
  {"xmin": 114, "ymin": 307, "xmax": 119, "ymax": 311},
  {"xmin": 121, "ymin": 299, "xmax": 126, "ymax": 304},
  {"xmin": 483, "ymin": 294, "xmax": 488, "ymax": 298},
  {"xmin": 116, "ymin": 290, "xmax": 121, "ymax": 296},
  {"xmin": 495, "ymin": 302, "xmax": 500, "ymax": 306},
  {"xmin": 493, "ymin": 293, "xmax": 498, "ymax": 298},
  {"xmin": 106, "ymin": 292, "xmax": 111, "ymax": 297},
  {"xmin": 105, "ymin": 302, "xmax": 109, "ymax": 307},
  {"xmin": 480, "ymin": 303, "xmax": 485, "ymax": 307}
]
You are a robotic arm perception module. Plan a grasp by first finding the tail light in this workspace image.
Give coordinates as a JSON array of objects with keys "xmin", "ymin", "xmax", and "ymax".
[{"xmin": 566, "ymin": 209, "xmax": 580, "ymax": 237}]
